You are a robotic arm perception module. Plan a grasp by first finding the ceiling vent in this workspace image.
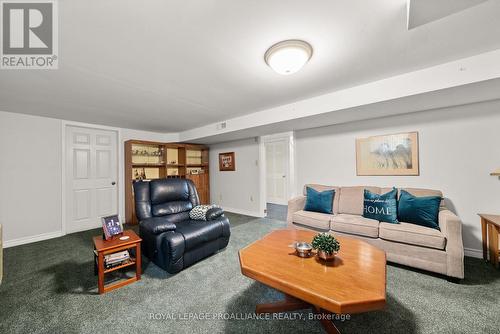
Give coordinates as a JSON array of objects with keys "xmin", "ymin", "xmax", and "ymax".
[{"xmin": 216, "ymin": 122, "xmax": 227, "ymax": 130}]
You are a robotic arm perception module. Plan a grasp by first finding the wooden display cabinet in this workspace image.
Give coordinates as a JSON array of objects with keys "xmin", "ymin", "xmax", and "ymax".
[{"xmin": 125, "ymin": 140, "xmax": 210, "ymax": 225}]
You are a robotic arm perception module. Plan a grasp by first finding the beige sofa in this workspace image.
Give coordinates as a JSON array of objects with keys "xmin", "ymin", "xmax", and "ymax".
[{"xmin": 287, "ymin": 185, "xmax": 464, "ymax": 279}]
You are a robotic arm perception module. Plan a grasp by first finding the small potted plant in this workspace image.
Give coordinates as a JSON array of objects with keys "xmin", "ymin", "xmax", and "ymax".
[{"xmin": 312, "ymin": 233, "xmax": 340, "ymax": 261}]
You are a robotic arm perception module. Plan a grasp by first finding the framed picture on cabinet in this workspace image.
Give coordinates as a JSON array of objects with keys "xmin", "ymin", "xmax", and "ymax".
[{"xmin": 219, "ymin": 152, "xmax": 235, "ymax": 171}]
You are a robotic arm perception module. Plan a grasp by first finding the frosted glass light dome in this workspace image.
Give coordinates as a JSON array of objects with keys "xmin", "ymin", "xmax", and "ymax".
[{"xmin": 264, "ymin": 40, "xmax": 313, "ymax": 75}]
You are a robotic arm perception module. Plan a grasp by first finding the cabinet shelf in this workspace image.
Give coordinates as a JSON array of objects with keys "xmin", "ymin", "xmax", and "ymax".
[
  {"xmin": 186, "ymin": 164, "xmax": 208, "ymax": 167},
  {"xmin": 131, "ymin": 178, "xmax": 163, "ymax": 183},
  {"xmin": 132, "ymin": 154, "xmax": 163, "ymax": 157},
  {"xmin": 132, "ymin": 163, "xmax": 165, "ymax": 167},
  {"xmin": 125, "ymin": 140, "xmax": 210, "ymax": 225}
]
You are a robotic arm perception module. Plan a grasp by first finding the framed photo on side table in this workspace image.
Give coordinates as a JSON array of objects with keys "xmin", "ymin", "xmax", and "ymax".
[
  {"xmin": 101, "ymin": 214, "xmax": 123, "ymax": 240},
  {"xmin": 219, "ymin": 152, "xmax": 235, "ymax": 171}
]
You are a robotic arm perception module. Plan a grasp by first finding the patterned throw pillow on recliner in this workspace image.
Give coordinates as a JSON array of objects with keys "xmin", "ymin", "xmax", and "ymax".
[{"xmin": 189, "ymin": 205, "xmax": 224, "ymax": 221}]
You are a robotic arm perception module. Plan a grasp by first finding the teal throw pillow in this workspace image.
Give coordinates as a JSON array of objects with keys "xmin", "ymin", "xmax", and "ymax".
[
  {"xmin": 304, "ymin": 187, "xmax": 334, "ymax": 214},
  {"xmin": 398, "ymin": 190, "xmax": 441, "ymax": 230},
  {"xmin": 363, "ymin": 188, "xmax": 399, "ymax": 224}
]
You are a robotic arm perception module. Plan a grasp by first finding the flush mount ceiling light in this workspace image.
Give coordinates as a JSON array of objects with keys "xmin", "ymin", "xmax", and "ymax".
[{"xmin": 264, "ymin": 40, "xmax": 313, "ymax": 75}]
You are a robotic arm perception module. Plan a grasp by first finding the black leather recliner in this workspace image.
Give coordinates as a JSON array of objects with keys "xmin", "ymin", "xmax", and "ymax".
[{"xmin": 133, "ymin": 178, "xmax": 230, "ymax": 274}]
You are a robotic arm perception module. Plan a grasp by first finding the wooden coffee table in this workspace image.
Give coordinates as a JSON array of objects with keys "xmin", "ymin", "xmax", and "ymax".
[{"xmin": 239, "ymin": 229, "xmax": 386, "ymax": 333}]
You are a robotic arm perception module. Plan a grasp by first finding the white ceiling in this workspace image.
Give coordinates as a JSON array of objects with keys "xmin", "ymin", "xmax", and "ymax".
[
  {"xmin": 408, "ymin": 0, "xmax": 489, "ymax": 28},
  {"xmin": 1, "ymin": 0, "xmax": 499, "ymax": 132}
]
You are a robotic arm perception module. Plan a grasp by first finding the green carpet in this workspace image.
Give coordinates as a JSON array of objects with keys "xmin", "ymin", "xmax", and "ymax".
[{"xmin": 1, "ymin": 212, "xmax": 499, "ymax": 334}]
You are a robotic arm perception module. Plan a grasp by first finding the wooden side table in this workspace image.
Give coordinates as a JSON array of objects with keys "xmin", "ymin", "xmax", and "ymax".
[
  {"xmin": 478, "ymin": 214, "xmax": 500, "ymax": 268},
  {"xmin": 93, "ymin": 230, "xmax": 142, "ymax": 294}
]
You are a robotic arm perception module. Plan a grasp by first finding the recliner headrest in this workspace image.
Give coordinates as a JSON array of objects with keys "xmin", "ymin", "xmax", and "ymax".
[{"xmin": 150, "ymin": 179, "xmax": 190, "ymax": 205}]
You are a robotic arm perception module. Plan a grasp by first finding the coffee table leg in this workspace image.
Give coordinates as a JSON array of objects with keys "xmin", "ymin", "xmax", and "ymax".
[
  {"xmin": 256, "ymin": 294, "xmax": 309, "ymax": 314},
  {"xmin": 313, "ymin": 306, "xmax": 341, "ymax": 334},
  {"xmin": 255, "ymin": 294, "xmax": 341, "ymax": 334}
]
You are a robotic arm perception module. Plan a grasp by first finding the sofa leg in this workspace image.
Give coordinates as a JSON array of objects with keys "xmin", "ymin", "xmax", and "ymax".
[{"xmin": 447, "ymin": 277, "xmax": 461, "ymax": 284}]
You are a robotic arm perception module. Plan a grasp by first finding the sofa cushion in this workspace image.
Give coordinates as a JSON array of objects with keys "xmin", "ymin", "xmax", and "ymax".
[
  {"xmin": 338, "ymin": 186, "xmax": 381, "ymax": 215},
  {"xmin": 292, "ymin": 210, "xmax": 332, "ymax": 230},
  {"xmin": 304, "ymin": 187, "xmax": 335, "ymax": 214},
  {"xmin": 331, "ymin": 214, "xmax": 380, "ymax": 238},
  {"xmin": 363, "ymin": 188, "xmax": 399, "ymax": 224},
  {"xmin": 398, "ymin": 190, "xmax": 441, "ymax": 230},
  {"xmin": 379, "ymin": 222, "xmax": 446, "ymax": 250},
  {"xmin": 303, "ymin": 184, "xmax": 340, "ymax": 214},
  {"xmin": 399, "ymin": 188, "xmax": 445, "ymax": 209}
]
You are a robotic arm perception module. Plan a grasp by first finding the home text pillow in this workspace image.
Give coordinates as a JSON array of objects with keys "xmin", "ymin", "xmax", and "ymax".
[
  {"xmin": 398, "ymin": 190, "xmax": 441, "ymax": 230},
  {"xmin": 189, "ymin": 205, "xmax": 223, "ymax": 221},
  {"xmin": 363, "ymin": 188, "xmax": 399, "ymax": 224},
  {"xmin": 304, "ymin": 187, "xmax": 335, "ymax": 214}
]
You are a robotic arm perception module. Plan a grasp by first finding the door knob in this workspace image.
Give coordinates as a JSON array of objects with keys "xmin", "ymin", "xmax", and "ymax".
[{"xmin": 111, "ymin": 181, "xmax": 116, "ymax": 185}]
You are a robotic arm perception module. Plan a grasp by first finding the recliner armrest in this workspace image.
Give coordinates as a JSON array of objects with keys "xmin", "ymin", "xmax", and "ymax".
[
  {"xmin": 206, "ymin": 207, "xmax": 224, "ymax": 220},
  {"xmin": 140, "ymin": 217, "xmax": 177, "ymax": 235}
]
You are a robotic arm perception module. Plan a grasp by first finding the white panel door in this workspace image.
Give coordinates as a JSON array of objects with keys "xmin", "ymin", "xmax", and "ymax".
[
  {"xmin": 66, "ymin": 126, "xmax": 118, "ymax": 233},
  {"xmin": 265, "ymin": 139, "xmax": 289, "ymax": 205}
]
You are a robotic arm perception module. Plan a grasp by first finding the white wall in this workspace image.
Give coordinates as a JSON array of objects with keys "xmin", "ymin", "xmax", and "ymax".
[
  {"xmin": 0, "ymin": 110, "xmax": 177, "ymax": 247},
  {"xmin": 210, "ymin": 138, "xmax": 263, "ymax": 217},
  {"xmin": 295, "ymin": 100, "xmax": 500, "ymax": 255},
  {"xmin": 0, "ymin": 111, "xmax": 63, "ymax": 245},
  {"xmin": 3, "ymin": 99, "xmax": 499, "ymax": 255},
  {"xmin": 204, "ymin": 100, "xmax": 500, "ymax": 256}
]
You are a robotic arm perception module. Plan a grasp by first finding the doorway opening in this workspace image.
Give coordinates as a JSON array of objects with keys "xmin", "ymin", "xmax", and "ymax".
[
  {"xmin": 259, "ymin": 132, "xmax": 295, "ymax": 221},
  {"xmin": 63, "ymin": 125, "xmax": 119, "ymax": 234}
]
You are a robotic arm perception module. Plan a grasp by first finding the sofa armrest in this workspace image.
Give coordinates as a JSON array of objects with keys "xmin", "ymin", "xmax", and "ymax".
[
  {"xmin": 140, "ymin": 217, "xmax": 177, "ymax": 235},
  {"xmin": 206, "ymin": 207, "xmax": 224, "ymax": 221},
  {"xmin": 287, "ymin": 196, "xmax": 306, "ymax": 226},
  {"xmin": 439, "ymin": 210, "xmax": 464, "ymax": 279}
]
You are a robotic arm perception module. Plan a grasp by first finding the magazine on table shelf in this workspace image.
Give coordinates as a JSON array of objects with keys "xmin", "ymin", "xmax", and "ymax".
[{"xmin": 104, "ymin": 250, "xmax": 131, "ymax": 269}]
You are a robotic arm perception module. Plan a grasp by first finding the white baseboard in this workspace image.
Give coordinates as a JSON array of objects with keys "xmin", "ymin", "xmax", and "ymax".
[
  {"xmin": 267, "ymin": 201, "xmax": 288, "ymax": 206},
  {"xmin": 65, "ymin": 223, "xmax": 101, "ymax": 235},
  {"xmin": 3, "ymin": 230, "xmax": 64, "ymax": 248},
  {"xmin": 224, "ymin": 207, "xmax": 265, "ymax": 218},
  {"xmin": 464, "ymin": 247, "xmax": 482, "ymax": 259}
]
